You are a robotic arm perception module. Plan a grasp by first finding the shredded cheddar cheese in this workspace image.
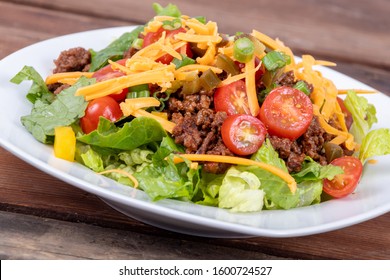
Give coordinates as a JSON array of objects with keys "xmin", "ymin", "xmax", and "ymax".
[
  {"xmin": 75, "ymin": 65, "xmax": 175, "ymax": 100},
  {"xmin": 289, "ymin": 55, "xmax": 358, "ymax": 151},
  {"xmin": 119, "ymin": 97, "xmax": 176, "ymax": 133},
  {"xmin": 45, "ymin": 72, "xmax": 94, "ymax": 85},
  {"xmin": 245, "ymin": 57, "xmax": 260, "ymax": 116},
  {"xmin": 218, "ymin": 61, "xmax": 261, "ymax": 87}
]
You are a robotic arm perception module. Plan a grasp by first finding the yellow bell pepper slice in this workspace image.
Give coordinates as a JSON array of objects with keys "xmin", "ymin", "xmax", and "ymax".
[{"xmin": 54, "ymin": 126, "xmax": 76, "ymax": 162}]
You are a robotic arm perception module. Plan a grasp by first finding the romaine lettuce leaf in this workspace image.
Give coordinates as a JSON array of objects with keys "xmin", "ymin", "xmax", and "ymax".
[
  {"xmin": 197, "ymin": 171, "xmax": 224, "ymax": 207},
  {"xmin": 76, "ymin": 144, "xmax": 105, "ymax": 172},
  {"xmin": 152, "ymin": 3, "xmax": 181, "ymax": 17},
  {"xmin": 218, "ymin": 167, "xmax": 265, "ymax": 212},
  {"xmin": 77, "ymin": 117, "xmax": 167, "ymax": 150},
  {"xmin": 292, "ymin": 157, "xmax": 343, "ymax": 183},
  {"xmin": 251, "ymin": 138, "xmax": 288, "ymax": 172},
  {"xmin": 344, "ymin": 90, "xmax": 377, "ymax": 143},
  {"xmin": 245, "ymin": 166, "xmax": 299, "ymax": 210},
  {"xmin": 295, "ymin": 180, "xmax": 323, "ymax": 207},
  {"xmin": 248, "ymin": 139, "xmax": 326, "ymax": 209},
  {"xmin": 20, "ymin": 76, "xmax": 91, "ymax": 143},
  {"xmin": 134, "ymin": 138, "xmax": 200, "ymax": 201},
  {"xmin": 10, "ymin": 65, "xmax": 54, "ymax": 104},
  {"xmin": 89, "ymin": 26, "xmax": 144, "ymax": 72},
  {"xmin": 359, "ymin": 128, "xmax": 390, "ymax": 163}
]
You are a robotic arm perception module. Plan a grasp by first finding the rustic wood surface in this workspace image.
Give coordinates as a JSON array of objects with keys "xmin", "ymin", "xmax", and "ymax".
[{"xmin": 0, "ymin": 0, "xmax": 389, "ymax": 260}]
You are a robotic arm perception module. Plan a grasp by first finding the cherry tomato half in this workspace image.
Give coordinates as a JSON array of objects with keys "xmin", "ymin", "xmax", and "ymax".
[
  {"xmin": 259, "ymin": 86, "xmax": 313, "ymax": 140},
  {"xmin": 235, "ymin": 57, "xmax": 265, "ymax": 81},
  {"xmin": 214, "ymin": 80, "xmax": 251, "ymax": 116},
  {"xmin": 142, "ymin": 27, "xmax": 192, "ymax": 64},
  {"xmin": 80, "ymin": 96, "xmax": 123, "ymax": 134},
  {"xmin": 337, "ymin": 97, "xmax": 353, "ymax": 130},
  {"xmin": 92, "ymin": 59, "xmax": 128, "ymax": 102},
  {"xmin": 323, "ymin": 156, "xmax": 363, "ymax": 198},
  {"xmin": 221, "ymin": 114, "xmax": 267, "ymax": 156}
]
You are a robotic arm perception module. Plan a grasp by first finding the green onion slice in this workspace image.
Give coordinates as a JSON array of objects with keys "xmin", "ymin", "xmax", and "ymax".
[
  {"xmin": 233, "ymin": 37, "xmax": 255, "ymax": 63},
  {"xmin": 293, "ymin": 80, "xmax": 311, "ymax": 95},
  {"xmin": 127, "ymin": 84, "xmax": 150, "ymax": 99},
  {"xmin": 262, "ymin": 50, "xmax": 290, "ymax": 71},
  {"xmin": 162, "ymin": 18, "xmax": 182, "ymax": 30}
]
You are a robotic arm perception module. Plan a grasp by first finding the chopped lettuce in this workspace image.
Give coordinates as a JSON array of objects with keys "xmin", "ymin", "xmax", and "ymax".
[
  {"xmin": 20, "ymin": 76, "xmax": 91, "ymax": 143},
  {"xmin": 248, "ymin": 140, "xmax": 333, "ymax": 210},
  {"xmin": 218, "ymin": 167, "xmax": 265, "ymax": 212},
  {"xmin": 10, "ymin": 65, "xmax": 55, "ymax": 104},
  {"xmin": 77, "ymin": 117, "xmax": 167, "ymax": 150},
  {"xmin": 295, "ymin": 180, "xmax": 323, "ymax": 207},
  {"xmin": 251, "ymin": 138, "xmax": 288, "ymax": 172},
  {"xmin": 76, "ymin": 144, "xmax": 105, "ymax": 172},
  {"xmin": 292, "ymin": 157, "xmax": 343, "ymax": 183},
  {"xmin": 359, "ymin": 128, "xmax": 390, "ymax": 163},
  {"xmin": 89, "ymin": 26, "xmax": 143, "ymax": 72},
  {"xmin": 344, "ymin": 90, "xmax": 377, "ymax": 143},
  {"xmin": 197, "ymin": 171, "xmax": 224, "ymax": 207},
  {"xmin": 152, "ymin": 3, "xmax": 181, "ymax": 17},
  {"xmin": 134, "ymin": 137, "xmax": 201, "ymax": 201}
]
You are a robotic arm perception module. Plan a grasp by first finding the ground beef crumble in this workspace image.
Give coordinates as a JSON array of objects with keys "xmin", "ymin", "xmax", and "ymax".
[
  {"xmin": 48, "ymin": 47, "xmax": 91, "ymax": 93},
  {"xmin": 168, "ymin": 92, "xmax": 233, "ymax": 174},
  {"xmin": 268, "ymin": 116, "xmax": 334, "ymax": 173},
  {"xmin": 52, "ymin": 47, "xmax": 91, "ymax": 73}
]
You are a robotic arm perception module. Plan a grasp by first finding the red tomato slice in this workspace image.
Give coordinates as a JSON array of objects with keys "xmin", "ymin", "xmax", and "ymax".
[
  {"xmin": 92, "ymin": 59, "xmax": 128, "ymax": 102},
  {"xmin": 259, "ymin": 86, "xmax": 313, "ymax": 140},
  {"xmin": 142, "ymin": 27, "xmax": 192, "ymax": 64},
  {"xmin": 323, "ymin": 156, "xmax": 363, "ymax": 198},
  {"xmin": 221, "ymin": 114, "xmax": 267, "ymax": 156},
  {"xmin": 235, "ymin": 57, "xmax": 265, "ymax": 81},
  {"xmin": 80, "ymin": 96, "xmax": 123, "ymax": 134},
  {"xmin": 337, "ymin": 97, "xmax": 353, "ymax": 130},
  {"xmin": 214, "ymin": 80, "xmax": 251, "ymax": 116}
]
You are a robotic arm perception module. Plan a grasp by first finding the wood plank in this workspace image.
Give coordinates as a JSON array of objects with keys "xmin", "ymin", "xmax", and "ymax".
[
  {"xmin": 1, "ymin": 148, "xmax": 389, "ymax": 260},
  {"xmin": 1, "ymin": 3, "xmax": 388, "ymax": 95},
  {"xmin": 0, "ymin": 2, "xmax": 134, "ymax": 58},
  {"xmin": 0, "ymin": 211, "xmax": 284, "ymax": 259},
  {"xmin": 4, "ymin": 0, "xmax": 390, "ymax": 68}
]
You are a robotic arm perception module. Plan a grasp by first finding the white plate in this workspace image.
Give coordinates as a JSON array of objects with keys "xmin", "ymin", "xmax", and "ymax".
[{"xmin": 1, "ymin": 26, "xmax": 390, "ymax": 238}]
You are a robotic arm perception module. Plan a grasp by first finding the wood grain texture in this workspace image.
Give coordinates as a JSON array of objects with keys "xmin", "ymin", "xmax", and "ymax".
[
  {"xmin": 0, "ymin": 211, "xmax": 285, "ymax": 260},
  {"xmin": 0, "ymin": 0, "xmax": 389, "ymax": 260},
  {"xmin": 4, "ymin": 0, "xmax": 390, "ymax": 68},
  {"xmin": 0, "ymin": 1, "xmax": 134, "ymax": 59}
]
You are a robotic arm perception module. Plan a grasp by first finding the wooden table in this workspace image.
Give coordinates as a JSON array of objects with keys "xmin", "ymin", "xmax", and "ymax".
[{"xmin": 1, "ymin": 0, "xmax": 389, "ymax": 260}]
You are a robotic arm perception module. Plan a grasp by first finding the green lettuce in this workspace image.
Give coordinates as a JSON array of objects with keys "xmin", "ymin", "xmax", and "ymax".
[
  {"xmin": 251, "ymin": 138, "xmax": 288, "ymax": 172},
  {"xmin": 197, "ymin": 171, "xmax": 224, "ymax": 207},
  {"xmin": 218, "ymin": 167, "xmax": 265, "ymax": 212},
  {"xmin": 248, "ymin": 140, "xmax": 332, "ymax": 210},
  {"xmin": 77, "ymin": 117, "xmax": 167, "ymax": 150},
  {"xmin": 359, "ymin": 128, "xmax": 390, "ymax": 163},
  {"xmin": 292, "ymin": 157, "xmax": 343, "ymax": 183},
  {"xmin": 134, "ymin": 137, "xmax": 201, "ymax": 201},
  {"xmin": 10, "ymin": 65, "xmax": 55, "ymax": 104},
  {"xmin": 20, "ymin": 76, "xmax": 91, "ymax": 143},
  {"xmin": 76, "ymin": 144, "xmax": 105, "ymax": 172},
  {"xmin": 152, "ymin": 3, "xmax": 181, "ymax": 17},
  {"xmin": 344, "ymin": 90, "xmax": 377, "ymax": 143},
  {"xmin": 89, "ymin": 26, "xmax": 143, "ymax": 72}
]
